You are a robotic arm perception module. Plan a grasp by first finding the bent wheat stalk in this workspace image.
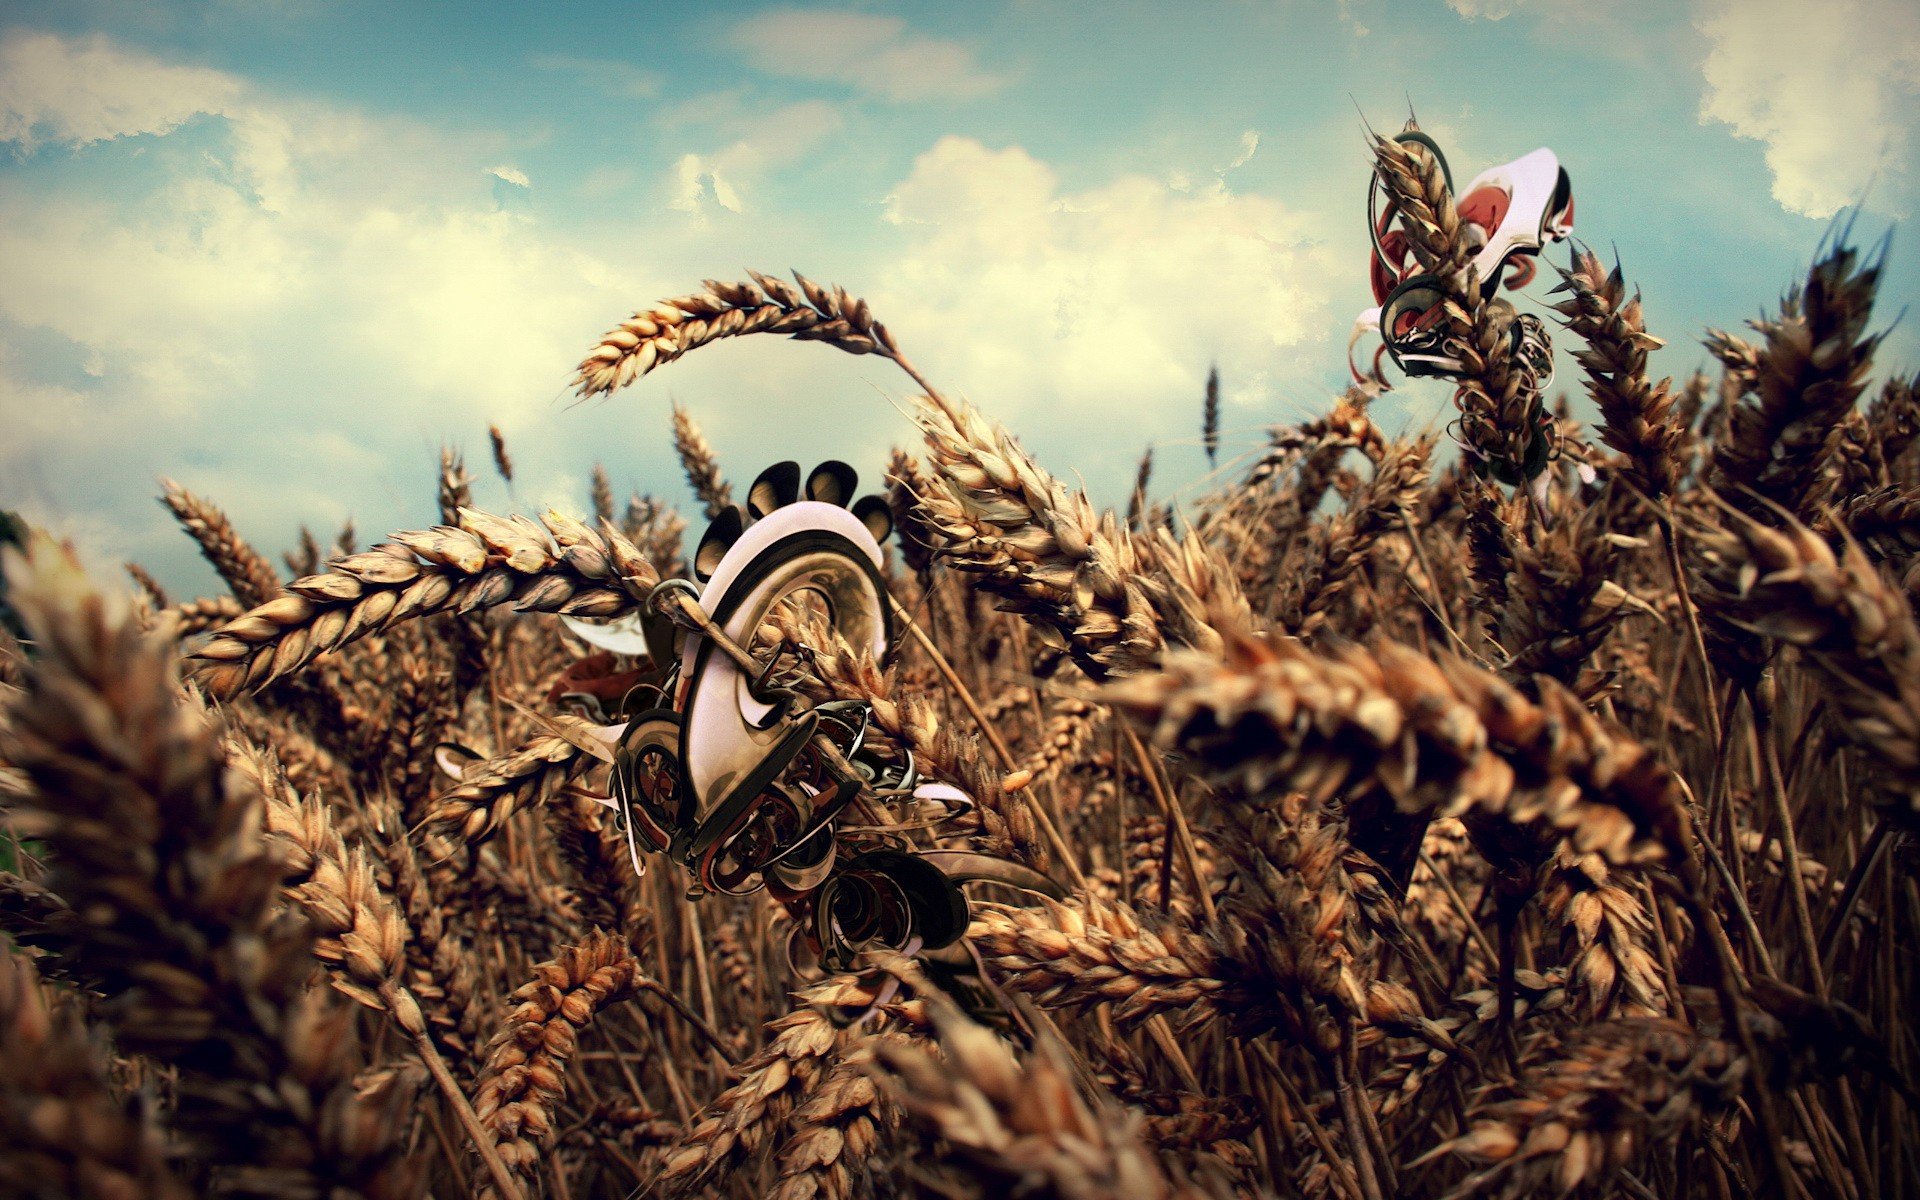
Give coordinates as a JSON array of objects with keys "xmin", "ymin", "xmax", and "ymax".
[
  {"xmin": 190, "ymin": 507, "xmax": 660, "ymax": 698},
  {"xmin": 573, "ymin": 270, "xmax": 1254, "ymax": 680},
  {"xmin": 0, "ymin": 534, "xmax": 415, "ymax": 1198}
]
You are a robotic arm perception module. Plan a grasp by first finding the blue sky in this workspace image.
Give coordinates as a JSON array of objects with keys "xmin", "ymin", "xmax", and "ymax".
[{"xmin": 3, "ymin": 0, "xmax": 1916, "ymax": 594}]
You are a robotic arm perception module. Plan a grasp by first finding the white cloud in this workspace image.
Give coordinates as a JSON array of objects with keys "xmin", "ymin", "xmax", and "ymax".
[
  {"xmin": 1222, "ymin": 130, "xmax": 1260, "ymax": 173},
  {"xmin": 670, "ymin": 153, "xmax": 746, "ymax": 216},
  {"xmin": 0, "ymin": 31, "xmax": 242, "ymax": 150},
  {"xmin": 660, "ymin": 99, "xmax": 843, "ymax": 219},
  {"xmin": 731, "ymin": 9, "xmax": 1005, "ymax": 102},
  {"xmin": 1696, "ymin": 0, "xmax": 1920, "ymax": 218},
  {"xmin": 871, "ymin": 137, "xmax": 1338, "ymax": 482},
  {"xmin": 0, "ymin": 30, "xmax": 635, "ymax": 590},
  {"xmin": 529, "ymin": 53, "xmax": 660, "ymax": 99},
  {"xmin": 1447, "ymin": 0, "xmax": 1524, "ymax": 17}
]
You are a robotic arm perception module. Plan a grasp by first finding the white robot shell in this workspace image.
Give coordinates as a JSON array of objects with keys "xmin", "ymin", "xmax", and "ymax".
[
  {"xmin": 677, "ymin": 497, "xmax": 894, "ymax": 832},
  {"xmin": 1459, "ymin": 147, "xmax": 1573, "ymax": 289}
]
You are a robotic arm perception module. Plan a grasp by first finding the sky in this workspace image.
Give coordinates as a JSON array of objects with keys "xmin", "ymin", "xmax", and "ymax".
[{"xmin": 2, "ymin": 0, "xmax": 1917, "ymax": 595}]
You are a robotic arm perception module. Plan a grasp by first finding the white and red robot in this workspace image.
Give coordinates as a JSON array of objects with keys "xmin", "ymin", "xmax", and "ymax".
[
  {"xmin": 541, "ymin": 460, "xmax": 1060, "ymax": 973},
  {"xmin": 1352, "ymin": 130, "xmax": 1576, "ymax": 491}
]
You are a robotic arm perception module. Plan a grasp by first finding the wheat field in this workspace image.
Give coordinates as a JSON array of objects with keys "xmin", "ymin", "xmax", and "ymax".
[{"xmin": 2, "ymin": 205, "xmax": 1917, "ymax": 1200}]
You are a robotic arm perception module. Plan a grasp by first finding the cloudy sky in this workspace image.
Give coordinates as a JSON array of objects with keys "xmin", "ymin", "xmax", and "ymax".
[{"xmin": 2, "ymin": 0, "xmax": 1916, "ymax": 595}]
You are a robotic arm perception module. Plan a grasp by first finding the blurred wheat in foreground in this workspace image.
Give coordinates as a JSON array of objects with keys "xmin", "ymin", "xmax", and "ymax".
[{"xmin": 3, "ymin": 234, "xmax": 1918, "ymax": 1200}]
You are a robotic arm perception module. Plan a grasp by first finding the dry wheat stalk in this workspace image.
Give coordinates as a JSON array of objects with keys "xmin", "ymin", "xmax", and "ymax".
[
  {"xmin": 1497, "ymin": 496, "xmax": 1630, "ymax": 690},
  {"xmin": 913, "ymin": 386, "xmax": 1252, "ymax": 679},
  {"xmin": 910, "ymin": 387, "xmax": 1166, "ymax": 675},
  {"xmin": 164, "ymin": 593, "xmax": 245, "ymax": 638},
  {"xmin": 1707, "ymin": 234, "xmax": 1886, "ymax": 523},
  {"xmin": 0, "ymin": 534, "xmax": 415, "ymax": 1198},
  {"xmin": 1538, "ymin": 846, "xmax": 1669, "ymax": 1019},
  {"xmin": 869, "ymin": 982, "xmax": 1204, "ymax": 1200},
  {"xmin": 767, "ymin": 1035, "xmax": 906, "ymax": 1200},
  {"xmin": 1369, "ymin": 968, "xmax": 1569, "ymax": 1123},
  {"xmin": 671, "ymin": 401, "xmax": 734, "ymax": 519},
  {"xmin": 653, "ymin": 974, "xmax": 884, "ymax": 1197},
  {"xmin": 550, "ymin": 790, "xmax": 651, "ymax": 949},
  {"xmin": 223, "ymin": 698, "xmax": 352, "ymax": 806},
  {"xmin": 124, "ymin": 561, "xmax": 168, "ymax": 609},
  {"xmin": 1018, "ymin": 694, "xmax": 1103, "ymax": 788},
  {"xmin": 0, "ymin": 949, "xmax": 191, "ymax": 1200},
  {"xmin": 590, "ymin": 463, "xmax": 616, "ymax": 526},
  {"xmin": 1104, "ymin": 631, "xmax": 1691, "ymax": 869},
  {"xmin": 1461, "ymin": 476, "xmax": 1518, "ymax": 627},
  {"xmin": 1867, "ymin": 372, "xmax": 1920, "ymax": 473},
  {"xmin": 1830, "ymin": 485, "xmax": 1920, "ymax": 569},
  {"xmin": 1128, "ymin": 445, "xmax": 1155, "ymax": 530},
  {"xmin": 380, "ymin": 633, "xmax": 456, "ymax": 813},
  {"xmin": 488, "ymin": 423, "xmax": 515, "ymax": 484},
  {"xmin": 376, "ymin": 815, "xmax": 485, "ymax": 1058},
  {"xmin": 1829, "ymin": 410, "xmax": 1885, "ymax": 495},
  {"xmin": 1242, "ymin": 386, "xmax": 1386, "ymax": 496},
  {"xmin": 1124, "ymin": 812, "xmax": 1217, "ymax": 916},
  {"xmin": 190, "ymin": 507, "xmax": 660, "ymax": 698},
  {"xmin": 1218, "ymin": 387, "xmax": 1385, "ymax": 599},
  {"xmin": 1286, "ymin": 435, "xmax": 1433, "ymax": 637},
  {"xmin": 1203, "ymin": 365, "xmax": 1221, "ymax": 466},
  {"xmin": 1689, "ymin": 505, "xmax": 1920, "ymax": 821},
  {"xmin": 159, "ymin": 479, "xmax": 284, "ymax": 609},
  {"xmin": 1420, "ymin": 1019, "xmax": 1744, "ymax": 1198},
  {"xmin": 440, "ymin": 446, "xmax": 474, "ymax": 526},
  {"xmin": 0, "ymin": 871, "xmax": 76, "ymax": 970},
  {"xmin": 968, "ymin": 893, "xmax": 1231, "ymax": 1029},
  {"xmin": 286, "ymin": 525, "xmax": 324, "ymax": 578},
  {"xmin": 885, "ymin": 448, "xmax": 938, "ymax": 577},
  {"xmin": 230, "ymin": 735, "xmax": 526, "ymax": 1193},
  {"xmin": 1214, "ymin": 791, "xmax": 1373, "ymax": 1051},
  {"xmin": 624, "ymin": 492, "xmax": 689, "ymax": 577},
  {"xmin": 1554, "ymin": 248, "xmax": 1687, "ymax": 502},
  {"xmin": 572, "ymin": 272, "xmax": 899, "ymax": 398},
  {"xmin": 424, "ymin": 716, "xmax": 606, "ymax": 842},
  {"xmin": 471, "ymin": 930, "xmax": 646, "ymax": 1198}
]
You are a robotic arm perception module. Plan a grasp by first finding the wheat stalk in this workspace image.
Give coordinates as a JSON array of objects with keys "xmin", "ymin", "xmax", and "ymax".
[
  {"xmin": 189, "ymin": 507, "xmax": 660, "ymax": 698},
  {"xmin": 488, "ymin": 423, "xmax": 515, "ymax": 484},
  {"xmin": 1419, "ymin": 1019, "xmax": 1744, "ymax": 1198},
  {"xmin": 159, "ymin": 479, "xmax": 284, "ymax": 609},
  {"xmin": 0, "ymin": 533, "xmax": 416, "ymax": 1198},
  {"xmin": 1203, "ymin": 364, "xmax": 1221, "ymax": 466},
  {"xmin": 424, "ymin": 718, "xmax": 606, "ymax": 842},
  {"xmin": 868, "ymin": 977, "xmax": 1200, "ymax": 1200},
  {"xmin": 1690, "ymin": 504, "xmax": 1920, "ymax": 821},
  {"xmin": 1103, "ymin": 631, "xmax": 1691, "ymax": 868},
  {"xmin": 1707, "ymin": 233, "xmax": 1886, "ymax": 522},
  {"xmin": 671, "ymin": 401, "xmax": 734, "ymax": 519},
  {"xmin": 767, "ymin": 1036, "xmax": 906, "ymax": 1200},
  {"xmin": 1286, "ymin": 435, "xmax": 1434, "ymax": 636},
  {"xmin": 653, "ymin": 974, "xmax": 884, "ymax": 1197},
  {"xmin": 0, "ymin": 949, "xmax": 191, "ymax": 1200},
  {"xmin": 573, "ymin": 272, "xmax": 899, "ymax": 398},
  {"xmin": 1553, "ymin": 247, "xmax": 1687, "ymax": 502},
  {"xmin": 471, "ymin": 930, "xmax": 646, "ymax": 1198},
  {"xmin": 230, "ymin": 735, "xmax": 527, "ymax": 1197},
  {"xmin": 968, "ymin": 893, "xmax": 1231, "ymax": 1029}
]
